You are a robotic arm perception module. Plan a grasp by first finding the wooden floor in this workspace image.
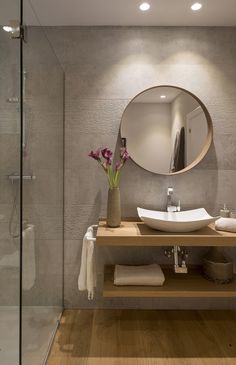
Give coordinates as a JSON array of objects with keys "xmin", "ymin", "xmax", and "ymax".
[{"xmin": 46, "ymin": 309, "xmax": 236, "ymax": 365}]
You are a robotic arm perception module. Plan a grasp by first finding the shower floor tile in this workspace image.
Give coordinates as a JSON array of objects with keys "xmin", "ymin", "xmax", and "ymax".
[
  {"xmin": 0, "ymin": 307, "xmax": 19, "ymax": 365},
  {"xmin": 0, "ymin": 306, "xmax": 61, "ymax": 365}
]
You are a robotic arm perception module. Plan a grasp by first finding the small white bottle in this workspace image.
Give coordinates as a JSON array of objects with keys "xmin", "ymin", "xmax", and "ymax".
[
  {"xmin": 230, "ymin": 211, "xmax": 236, "ymax": 219},
  {"xmin": 220, "ymin": 204, "xmax": 230, "ymax": 218}
]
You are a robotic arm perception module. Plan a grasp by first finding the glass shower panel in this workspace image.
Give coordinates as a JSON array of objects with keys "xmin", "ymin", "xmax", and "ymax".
[
  {"xmin": 21, "ymin": 1, "xmax": 64, "ymax": 365},
  {"xmin": 0, "ymin": 1, "xmax": 21, "ymax": 365}
]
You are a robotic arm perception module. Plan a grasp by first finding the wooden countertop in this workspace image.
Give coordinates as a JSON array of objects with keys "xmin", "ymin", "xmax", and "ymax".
[{"xmin": 96, "ymin": 220, "xmax": 236, "ymax": 246}]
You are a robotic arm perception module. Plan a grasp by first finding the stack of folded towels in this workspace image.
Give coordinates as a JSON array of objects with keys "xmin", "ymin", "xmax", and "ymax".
[
  {"xmin": 114, "ymin": 263, "xmax": 165, "ymax": 286},
  {"xmin": 215, "ymin": 217, "xmax": 236, "ymax": 233}
]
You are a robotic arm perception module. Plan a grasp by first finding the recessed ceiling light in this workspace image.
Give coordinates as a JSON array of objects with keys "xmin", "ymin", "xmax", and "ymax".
[
  {"xmin": 139, "ymin": 2, "xmax": 150, "ymax": 11},
  {"xmin": 191, "ymin": 2, "xmax": 203, "ymax": 11},
  {"xmin": 160, "ymin": 95, "xmax": 166, "ymax": 99}
]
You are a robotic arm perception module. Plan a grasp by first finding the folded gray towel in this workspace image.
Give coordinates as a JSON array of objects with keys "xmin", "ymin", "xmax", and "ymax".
[
  {"xmin": 114, "ymin": 264, "xmax": 165, "ymax": 286},
  {"xmin": 215, "ymin": 217, "xmax": 236, "ymax": 233}
]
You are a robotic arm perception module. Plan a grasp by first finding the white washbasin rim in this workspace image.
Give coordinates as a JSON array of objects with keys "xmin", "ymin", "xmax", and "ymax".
[{"xmin": 137, "ymin": 207, "xmax": 219, "ymax": 223}]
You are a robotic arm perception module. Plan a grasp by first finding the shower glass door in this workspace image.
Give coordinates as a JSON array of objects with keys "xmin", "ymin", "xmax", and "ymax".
[
  {"xmin": 0, "ymin": 0, "xmax": 64, "ymax": 363},
  {"xmin": 21, "ymin": 1, "xmax": 64, "ymax": 365},
  {"xmin": 0, "ymin": 1, "xmax": 22, "ymax": 364}
]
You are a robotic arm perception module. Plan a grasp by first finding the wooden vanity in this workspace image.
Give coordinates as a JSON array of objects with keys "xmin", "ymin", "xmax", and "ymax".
[
  {"xmin": 97, "ymin": 220, "xmax": 236, "ymax": 247},
  {"xmin": 96, "ymin": 220, "xmax": 236, "ymax": 298}
]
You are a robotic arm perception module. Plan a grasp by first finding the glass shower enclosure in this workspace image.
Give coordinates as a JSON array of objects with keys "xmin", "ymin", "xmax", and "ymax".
[{"xmin": 0, "ymin": 1, "xmax": 64, "ymax": 364}]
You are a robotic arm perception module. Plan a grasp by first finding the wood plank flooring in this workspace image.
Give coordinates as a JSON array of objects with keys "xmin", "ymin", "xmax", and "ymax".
[{"xmin": 46, "ymin": 310, "xmax": 236, "ymax": 365}]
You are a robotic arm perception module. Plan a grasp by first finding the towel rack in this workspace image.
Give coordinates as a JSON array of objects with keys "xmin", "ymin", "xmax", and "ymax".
[
  {"xmin": 87, "ymin": 225, "xmax": 98, "ymax": 242},
  {"xmin": 8, "ymin": 174, "xmax": 36, "ymax": 181}
]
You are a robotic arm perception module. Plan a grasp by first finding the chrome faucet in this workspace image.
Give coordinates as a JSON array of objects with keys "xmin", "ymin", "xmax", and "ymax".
[
  {"xmin": 165, "ymin": 187, "xmax": 188, "ymax": 273},
  {"xmin": 167, "ymin": 187, "xmax": 173, "ymax": 211},
  {"xmin": 167, "ymin": 187, "xmax": 180, "ymax": 212}
]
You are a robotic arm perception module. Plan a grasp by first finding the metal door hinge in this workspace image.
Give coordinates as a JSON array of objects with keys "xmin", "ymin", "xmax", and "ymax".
[
  {"xmin": 3, "ymin": 20, "xmax": 27, "ymax": 41},
  {"xmin": 12, "ymin": 25, "xmax": 27, "ymax": 42}
]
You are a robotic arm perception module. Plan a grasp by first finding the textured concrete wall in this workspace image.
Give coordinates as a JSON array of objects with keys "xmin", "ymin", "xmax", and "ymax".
[{"xmin": 46, "ymin": 26, "xmax": 236, "ymax": 309}]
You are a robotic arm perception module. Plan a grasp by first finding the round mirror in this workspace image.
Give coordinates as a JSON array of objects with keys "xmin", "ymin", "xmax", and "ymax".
[{"xmin": 120, "ymin": 86, "xmax": 213, "ymax": 175}]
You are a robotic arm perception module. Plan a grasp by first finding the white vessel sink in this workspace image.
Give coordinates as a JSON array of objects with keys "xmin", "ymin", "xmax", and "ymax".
[{"xmin": 137, "ymin": 207, "xmax": 220, "ymax": 233}]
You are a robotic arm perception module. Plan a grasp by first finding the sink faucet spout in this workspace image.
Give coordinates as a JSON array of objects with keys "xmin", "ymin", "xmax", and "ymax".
[
  {"xmin": 165, "ymin": 187, "xmax": 188, "ymax": 273},
  {"xmin": 167, "ymin": 187, "xmax": 173, "ymax": 211},
  {"xmin": 167, "ymin": 187, "xmax": 178, "ymax": 212}
]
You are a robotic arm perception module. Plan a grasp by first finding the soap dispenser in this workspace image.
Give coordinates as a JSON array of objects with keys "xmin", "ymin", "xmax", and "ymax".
[{"xmin": 220, "ymin": 204, "xmax": 230, "ymax": 218}]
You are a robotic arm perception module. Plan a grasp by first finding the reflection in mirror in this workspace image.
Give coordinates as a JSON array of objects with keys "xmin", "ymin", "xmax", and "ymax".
[{"xmin": 120, "ymin": 86, "xmax": 212, "ymax": 175}]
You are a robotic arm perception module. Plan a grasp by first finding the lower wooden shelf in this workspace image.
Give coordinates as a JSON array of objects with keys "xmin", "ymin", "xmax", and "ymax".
[{"xmin": 103, "ymin": 265, "xmax": 236, "ymax": 298}]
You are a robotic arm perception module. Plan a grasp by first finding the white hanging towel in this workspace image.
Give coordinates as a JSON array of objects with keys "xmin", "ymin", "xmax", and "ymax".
[
  {"xmin": 78, "ymin": 226, "xmax": 96, "ymax": 300},
  {"xmin": 22, "ymin": 224, "xmax": 36, "ymax": 291}
]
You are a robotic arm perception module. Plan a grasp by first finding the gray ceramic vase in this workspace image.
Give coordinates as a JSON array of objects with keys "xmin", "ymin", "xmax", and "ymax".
[{"xmin": 107, "ymin": 187, "xmax": 121, "ymax": 228}]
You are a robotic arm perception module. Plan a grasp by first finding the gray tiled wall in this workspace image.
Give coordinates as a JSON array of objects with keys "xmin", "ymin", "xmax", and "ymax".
[{"xmin": 46, "ymin": 26, "xmax": 236, "ymax": 309}]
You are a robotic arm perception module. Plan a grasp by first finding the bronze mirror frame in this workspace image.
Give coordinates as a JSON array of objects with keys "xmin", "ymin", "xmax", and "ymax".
[{"xmin": 120, "ymin": 85, "xmax": 213, "ymax": 176}]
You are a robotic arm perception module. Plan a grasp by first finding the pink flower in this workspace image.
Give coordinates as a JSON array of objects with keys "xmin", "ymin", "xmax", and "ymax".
[
  {"xmin": 120, "ymin": 147, "xmax": 129, "ymax": 162},
  {"xmin": 102, "ymin": 161, "xmax": 108, "ymax": 171},
  {"xmin": 88, "ymin": 149, "xmax": 101, "ymax": 161},
  {"xmin": 88, "ymin": 146, "xmax": 129, "ymax": 189},
  {"xmin": 101, "ymin": 148, "xmax": 113, "ymax": 162},
  {"xmin": 115, "ymin": 161, "xmax": 123, "ymax": 171},
  {"xmin": 104, "ymin": 158, "xmax": 112, "ymax": 166}
]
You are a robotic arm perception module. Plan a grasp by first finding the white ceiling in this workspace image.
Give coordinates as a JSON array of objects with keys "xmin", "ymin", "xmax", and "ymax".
[{"xmin": 1, "ymin": 0, "xmax": 236, "ymax": 26}]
